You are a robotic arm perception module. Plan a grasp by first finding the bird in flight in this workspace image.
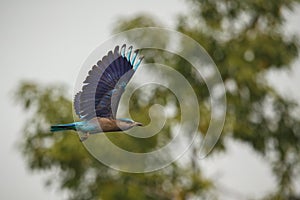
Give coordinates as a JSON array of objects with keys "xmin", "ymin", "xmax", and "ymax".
[{"xmin": 51, "ymin": 44, "xmax": 144, "ymax": 141}]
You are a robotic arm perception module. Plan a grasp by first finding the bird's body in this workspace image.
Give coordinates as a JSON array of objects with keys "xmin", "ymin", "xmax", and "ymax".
[
  {"xmin": 50, "ymin": 44, "xmax": 143, "ymax": 141},
  {"xmin": 51, "ymin": 117, "xmax": 143, "ymax": 133}
]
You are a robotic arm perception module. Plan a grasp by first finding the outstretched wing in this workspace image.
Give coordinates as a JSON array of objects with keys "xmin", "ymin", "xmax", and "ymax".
[{"xmin": 74, "ymin": 44, "xmax": 143, "ymax": 120}]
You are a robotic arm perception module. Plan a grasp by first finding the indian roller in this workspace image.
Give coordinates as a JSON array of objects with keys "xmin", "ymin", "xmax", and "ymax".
[{"xmin": 50, "ymin": 44, "xmax": 144, "ymax": 141}]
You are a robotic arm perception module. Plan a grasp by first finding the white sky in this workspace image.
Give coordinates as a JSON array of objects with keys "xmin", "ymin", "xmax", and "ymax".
[{"xmin": 0, "ymin": 0, "xmax": 299, "ymax": 200}]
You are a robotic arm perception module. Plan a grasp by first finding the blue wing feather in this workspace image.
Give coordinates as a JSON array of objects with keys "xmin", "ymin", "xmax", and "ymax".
[
  {"xmin": 131, "ymin": 50, "xmax": 138, "ymax": 65},
  {"xmin": 126, "ymin": 46, "xmax": 133, "ymax": 63},
  {"xmin": 121, "ymin": 44, "xmax": 126, "ymax": 57},
  {"xmin": 133, "ymin": 56, "xmax": 144, "ymax": 71},
  {"xmin": 75, "ymin": 44, "xmax": 143, "ymax": 120},
  {"xmin": 74, "ymin": 92, "xmax": 82, "ymax": 117}
]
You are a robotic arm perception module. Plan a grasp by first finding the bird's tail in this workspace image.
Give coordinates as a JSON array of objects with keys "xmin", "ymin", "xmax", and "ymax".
[{"xmin": 50, "ymin": 123, "xmax": 77, "ymax": 132}]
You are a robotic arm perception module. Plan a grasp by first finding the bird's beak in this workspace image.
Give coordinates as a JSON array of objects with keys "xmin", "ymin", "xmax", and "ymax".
[{"xmin": 134, "ymin": 122, "xmax": 143, "ymax": 126}]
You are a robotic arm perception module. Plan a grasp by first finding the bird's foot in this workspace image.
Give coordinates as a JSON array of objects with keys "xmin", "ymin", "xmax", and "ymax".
[{"xmin": 80, "ymin": 132, "xmax": 90, "ymax": 142}]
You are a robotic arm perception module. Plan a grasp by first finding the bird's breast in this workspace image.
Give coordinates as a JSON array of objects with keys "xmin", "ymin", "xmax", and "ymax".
[{"xmin": 87, "ymin": 118, "xmax": 121, "ymax": 133}]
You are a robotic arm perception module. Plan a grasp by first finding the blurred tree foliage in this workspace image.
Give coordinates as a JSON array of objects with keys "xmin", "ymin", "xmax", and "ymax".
[{"xmin": 15, "ymin": 0, "xmax": 300, "ymax": 200}]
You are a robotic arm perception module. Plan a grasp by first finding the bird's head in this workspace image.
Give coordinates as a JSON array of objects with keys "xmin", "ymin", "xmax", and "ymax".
[{"xmin": 117, "ymin": 118, "xmax": 143, "ymax": 130}]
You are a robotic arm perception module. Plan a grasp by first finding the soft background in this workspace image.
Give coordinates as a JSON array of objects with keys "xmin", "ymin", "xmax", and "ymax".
[{"xmin": 1, "ymin": 0, "xmax": 300, "ymax": 199}]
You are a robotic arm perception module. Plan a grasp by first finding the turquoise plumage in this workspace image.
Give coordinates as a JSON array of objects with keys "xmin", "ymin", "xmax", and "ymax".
[{"xmin": 51, "ymin": 44, "xmax": 143, "ymax": 141}]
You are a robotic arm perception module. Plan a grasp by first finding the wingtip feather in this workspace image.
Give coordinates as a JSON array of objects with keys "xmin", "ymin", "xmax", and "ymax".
[
  {"xmin": 133, "ymin": 55, "xmax": 144, "ymax": 71},
  {"xmin": 121, "ymin": 44, "xmax": 126, "ymax": 57},
  {"xmin": 126, "ymin": 46, "xmax": 133, "ymax": 62}
]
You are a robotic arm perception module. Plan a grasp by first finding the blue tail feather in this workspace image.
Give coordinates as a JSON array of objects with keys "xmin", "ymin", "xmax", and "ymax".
[{"xmin": 50, "ymin": 123, "xmax": 77, "ymax": 132}]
